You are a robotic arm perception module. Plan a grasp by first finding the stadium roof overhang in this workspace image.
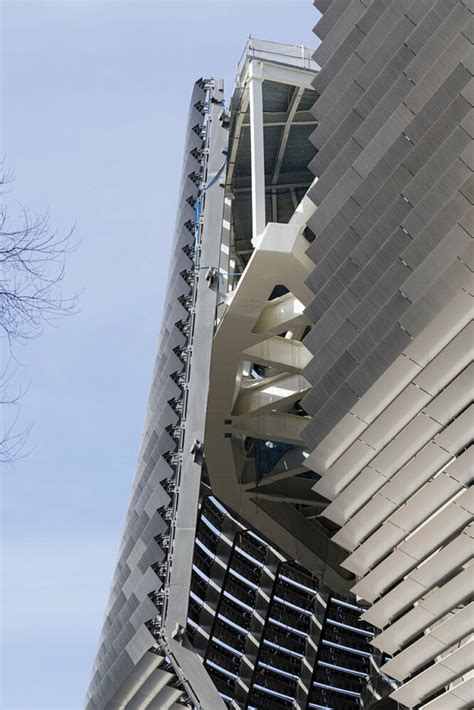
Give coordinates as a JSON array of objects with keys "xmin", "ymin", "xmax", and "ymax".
[{"xmin": 226, "ymin": 38, "xmax": 319, "ymax": 270}]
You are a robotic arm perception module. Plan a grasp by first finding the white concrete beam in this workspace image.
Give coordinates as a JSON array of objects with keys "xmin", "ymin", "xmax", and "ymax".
[
  {"xmin": 242, "ymin": 336, "xmax": 312, "ymax": 373},
  {"xmin": 232, "ymin": 372, "xmax": 309, "ymax": 416},
  {"xmin": 261, "ymin": 62, "xmax": 315, "ymax": 89},
  {"xmin": 248, "ymin": 61, "xmax": 266, "ymax": 240},
  {"xmin": 254, "ymin": 293, "xmax": 310, "ymax": 335}
]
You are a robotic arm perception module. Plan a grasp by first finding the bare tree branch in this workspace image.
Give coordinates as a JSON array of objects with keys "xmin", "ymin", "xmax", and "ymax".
[{"xmin": 1, "ymin": 166, "xmax": 78, "ymax": 462}]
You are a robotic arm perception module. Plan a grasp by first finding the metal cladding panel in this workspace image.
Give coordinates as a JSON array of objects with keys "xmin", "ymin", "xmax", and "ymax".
[
  {"xmin": 313, "ymin": 81, "xmax": 364, "ymax": 148},
  {"xmin": 302, "ymin": 0, "xmax": 474, "ymax": 451}
]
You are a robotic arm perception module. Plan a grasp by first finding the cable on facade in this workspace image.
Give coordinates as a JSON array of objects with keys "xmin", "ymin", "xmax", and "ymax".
[{"xmin": 194, "ymin": 157, "xmax": 228, "ymax": 256}]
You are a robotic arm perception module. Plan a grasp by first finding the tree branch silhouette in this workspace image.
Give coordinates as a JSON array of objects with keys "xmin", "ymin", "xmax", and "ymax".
[{"xmin": 1, "ymin": 167, "xmax": 78, "ymax": 462}]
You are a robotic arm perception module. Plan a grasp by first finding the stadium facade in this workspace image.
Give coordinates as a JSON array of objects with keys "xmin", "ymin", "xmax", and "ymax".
[{"xmin": 86, "ymin": 3, "xmax": 473, "ymax": 709}]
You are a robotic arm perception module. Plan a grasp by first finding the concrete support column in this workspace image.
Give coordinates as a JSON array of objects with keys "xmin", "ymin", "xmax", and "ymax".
[{"xmin": 248, "ymin": 60, "xmax": 266, "ymax": 240}]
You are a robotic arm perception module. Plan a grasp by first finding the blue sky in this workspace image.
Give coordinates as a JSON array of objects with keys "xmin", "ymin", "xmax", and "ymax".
[{"xmin": 1, "ymin": 2, "xmax": 317, "ymax": 707}]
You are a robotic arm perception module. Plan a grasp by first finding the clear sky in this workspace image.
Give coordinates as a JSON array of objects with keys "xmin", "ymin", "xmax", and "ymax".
[{"xmin": 1, "ymin": 2, "xmax": 318, "ymax": 708}]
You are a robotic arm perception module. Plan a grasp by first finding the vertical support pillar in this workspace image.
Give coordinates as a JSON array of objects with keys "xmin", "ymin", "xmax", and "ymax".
[
  {"xmin": 297, "ymin": 586, "xmax": 329, "ymax": 709},
  {"xmin": 248, "ymin": 60, "xmax": 266, "ymax": 241},
  {"xmin": 219, "ymin": 196, "xmax": 232, "ymax": 291}
]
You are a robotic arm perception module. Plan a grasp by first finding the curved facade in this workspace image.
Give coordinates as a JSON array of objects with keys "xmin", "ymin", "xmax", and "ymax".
[{"xmin": 302, "ymin": 2, "xmax": 473, "ymax": 708}]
